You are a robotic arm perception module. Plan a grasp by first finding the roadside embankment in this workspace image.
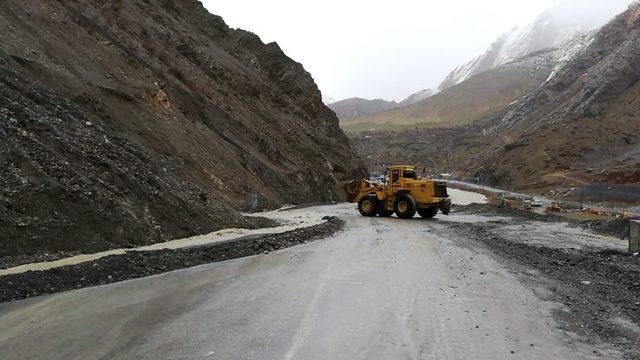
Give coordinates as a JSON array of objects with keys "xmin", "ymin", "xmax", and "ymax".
[{"xmin": 451, "ymin": 204, "xmax": 640, "ymax": 359}]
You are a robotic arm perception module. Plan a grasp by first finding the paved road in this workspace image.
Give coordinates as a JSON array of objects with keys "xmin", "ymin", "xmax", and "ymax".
[{"xmin": 0, "ymin": 204, "xmax": 619, "ymax": 359}]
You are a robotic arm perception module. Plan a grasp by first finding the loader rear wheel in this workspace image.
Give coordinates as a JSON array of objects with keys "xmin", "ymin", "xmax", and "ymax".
[
  {"xmin": 418, "ymin": 207, "xmax": 438, "ymax": 219},
  {"xmin": 394, "ymin": 194, "xmax": 416, "ymax": 219},
  {"xmin": 358, "ymin": 195, "xmax": 378, "ymax": 217}
]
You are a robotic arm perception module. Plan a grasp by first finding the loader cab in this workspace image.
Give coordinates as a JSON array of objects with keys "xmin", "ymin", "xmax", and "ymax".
[{"xmin": 387, "ymin": 166, "xmax": 417, "ymax": 189}]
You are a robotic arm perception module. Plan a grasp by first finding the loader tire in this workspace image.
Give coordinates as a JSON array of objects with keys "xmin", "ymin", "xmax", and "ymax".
[
  {"xmin": 394, "ymin": 194, "xmax": 416, "ymax": 219},
  {"xmin": 358, "ymin": 195, "xmax": 378, "ymax": 217},
  {"xmin": 418, "ymin": 207, "xmax": 438, "ymax": 219}
]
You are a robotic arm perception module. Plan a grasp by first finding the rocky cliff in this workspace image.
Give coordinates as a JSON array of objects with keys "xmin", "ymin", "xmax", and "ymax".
[{"xmin": 0, "ymin": 0, "xmax": 363, "ymax": 257}]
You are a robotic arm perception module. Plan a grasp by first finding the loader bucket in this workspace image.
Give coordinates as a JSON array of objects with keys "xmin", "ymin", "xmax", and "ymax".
[{"xmin": 342, "ymin": 180, "xmax": 362, "ymax": 203}]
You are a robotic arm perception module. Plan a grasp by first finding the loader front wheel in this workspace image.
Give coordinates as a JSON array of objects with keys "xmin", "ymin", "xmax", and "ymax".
[
  {"xmin": 394, "ymin": 194, "xmax": 416, "ymax": 219},
  {"xmin": 358, "ymin": 195, "xmax": 378, "ymax": 217}
]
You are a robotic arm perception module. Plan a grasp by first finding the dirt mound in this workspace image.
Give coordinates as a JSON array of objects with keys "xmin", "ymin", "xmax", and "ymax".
[
  {"xmin": 0, "ymin": 0, "xmax": 363, "ymax": 257},
  {"xmin": 586, "ymin": 217, "xmax": 636, "ymax": 240}
]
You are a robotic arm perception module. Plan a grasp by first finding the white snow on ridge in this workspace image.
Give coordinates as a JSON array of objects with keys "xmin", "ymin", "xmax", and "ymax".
[{"xmin": 439, "ymin": 1, "xmax": 628, "ymax": 91}]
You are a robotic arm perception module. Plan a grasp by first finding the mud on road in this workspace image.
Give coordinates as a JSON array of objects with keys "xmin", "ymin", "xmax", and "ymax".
[
  {"xmin": 0, "ymin": 217, "xmax": 343, "ymax": 303},
  {"xmin": 1, "ymin": 200, "xmax": 639, "ymax": 358},
  {"xmin": 450, "ymin": 205, "xmax": 640, "ymax": 359}
]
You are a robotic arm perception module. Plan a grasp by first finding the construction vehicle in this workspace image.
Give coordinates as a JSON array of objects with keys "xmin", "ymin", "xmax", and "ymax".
[
  {"xmin": 546, "ymin": 203, "xmax": 562, "ymax": 213},
  {"xmin": 620, "ymin": 209, "xmax": 629, "ymax": 220},
  {"xmin": 344, "ymin": 165, "xmax": 451, "ymax": 219}
]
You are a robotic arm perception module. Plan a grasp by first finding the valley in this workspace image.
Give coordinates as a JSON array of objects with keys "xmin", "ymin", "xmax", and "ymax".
[
  {"xmin": 0, "ymin": 1, "xmax": 639, "ymax": 359},
  {"xmin": 343, "ymin": 1, "xmax": 640, "ymax": 198}
]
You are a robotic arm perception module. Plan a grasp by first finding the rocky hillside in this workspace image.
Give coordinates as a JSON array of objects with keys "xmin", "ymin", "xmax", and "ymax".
[
  {"xmin": 438, "ymin": 0, "xmax": 630, "ymax": 91},
  {"xmin": 327, "ymin": 97, "xmax": 397, "ymax": 120},
  {"xmin": 340, "ymin": 50, "xmax": 557, "ymax": 132},
  {"xmin": 0, "ymin": 0, "xmax": 362, "ymax": 257},
  {"xmin": 474, "ymin": 2, "xmax": 640, "ymax": 190}
]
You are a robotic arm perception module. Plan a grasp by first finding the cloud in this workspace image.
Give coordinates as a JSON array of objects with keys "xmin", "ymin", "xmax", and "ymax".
[{"xmin": 204, "ymin": 0, "xmax": 632, "ymax": 101}]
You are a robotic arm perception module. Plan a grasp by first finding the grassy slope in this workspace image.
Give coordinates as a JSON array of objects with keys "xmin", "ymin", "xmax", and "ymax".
[{"xmin": 341, "ymin": 66, "xmax": 542, "ymax": 132}]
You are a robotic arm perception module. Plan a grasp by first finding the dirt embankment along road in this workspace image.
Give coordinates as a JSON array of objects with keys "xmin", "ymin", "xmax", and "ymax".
[{"xmin": 1, "ymin": 199, "xmax": 638, "ymax": 359}]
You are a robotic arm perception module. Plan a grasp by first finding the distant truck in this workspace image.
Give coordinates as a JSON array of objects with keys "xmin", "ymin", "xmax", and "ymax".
[{"xmin": 345, "ymin": 165, "xmax": 451, "ymax": 219}]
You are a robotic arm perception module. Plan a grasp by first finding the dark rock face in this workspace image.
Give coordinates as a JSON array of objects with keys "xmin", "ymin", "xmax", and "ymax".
[{"xmin": 0, "ymin": 0, "xmax": 363, "ymax": 257}]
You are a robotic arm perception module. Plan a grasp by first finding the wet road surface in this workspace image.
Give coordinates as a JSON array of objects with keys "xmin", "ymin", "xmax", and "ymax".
[{"xmin": 0, "ymin": 204, "xmax": 621, "ymax": 359}]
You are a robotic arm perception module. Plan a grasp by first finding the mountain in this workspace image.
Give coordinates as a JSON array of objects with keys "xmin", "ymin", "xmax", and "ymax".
[
  {"xmin": 328, "ymin": 89, "xmax": 438, "ymax": 120},
  {"xmin": 438, "ymin": 0, "xmax": 631, "ymax": 91},
  {"xmin": 350, "ymin": 2, "xmax": 640, "ymax": 199},
  {"xmin": 340, "ymin": 49, "xmax": 558, "ymax": 132},
  {"xmin": 323, "ymin": 96, "xmax": 337, "ymax": 105},
  {"xmin": 0, "ymin": 0, "xmax": 363, "ymax": 257},
  {"xmin": 328, "ymin": 97, "xmax": 397, "ymax": 119},
  {"xmin": 473, "ymin": 2, "xmax": 640, "ymax": 189},
  {"xmin": 398, "ymin": 89, "xmax": 438, "ymax": 107}
]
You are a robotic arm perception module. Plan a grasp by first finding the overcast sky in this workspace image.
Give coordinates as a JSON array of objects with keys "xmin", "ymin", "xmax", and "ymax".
[{"xmin": 204, "ymin": 0, "xmax": 631, "ymax": 102}]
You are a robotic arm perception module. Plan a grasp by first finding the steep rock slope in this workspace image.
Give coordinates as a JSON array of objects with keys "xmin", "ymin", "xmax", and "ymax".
[
  {"xmin": 340, "ymin": 50, "xmax": 557, "ymax": 132},
  {"xmin": 328, "ymin": 97, "xmax": 397, "ymax": 120},
  {"xmin": 0, "ymin": 0, "xmax": 362, "ymax": 257}
]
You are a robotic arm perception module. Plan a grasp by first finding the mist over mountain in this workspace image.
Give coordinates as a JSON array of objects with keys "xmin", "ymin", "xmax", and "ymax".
[
  {"xmin": 438, "ymin": 0, "xmax": 631, "ymax": 91},
  {"xmin": 398, "ymin": 89, "xmax": 438, "ymax": 107}
]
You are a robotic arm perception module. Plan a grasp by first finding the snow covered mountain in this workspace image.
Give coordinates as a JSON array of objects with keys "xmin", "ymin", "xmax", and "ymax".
[
  {"xmin": 398, "ymin": 89, "xmax": 438, "ymax": 107},
  {"xmin": 438, "ymin": 0, "xmax": 631, "ymax": 91}
]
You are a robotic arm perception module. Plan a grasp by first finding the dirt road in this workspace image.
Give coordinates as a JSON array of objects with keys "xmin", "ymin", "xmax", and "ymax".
[{"xmin": 1, "ymin": 201, "xmax": 631, "ymax": 359}]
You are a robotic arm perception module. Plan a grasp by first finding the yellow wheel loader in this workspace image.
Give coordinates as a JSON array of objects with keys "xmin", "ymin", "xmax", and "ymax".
[{"xmin": 344, "ymin": 165, "xmax": 451, "ymax": 219}]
